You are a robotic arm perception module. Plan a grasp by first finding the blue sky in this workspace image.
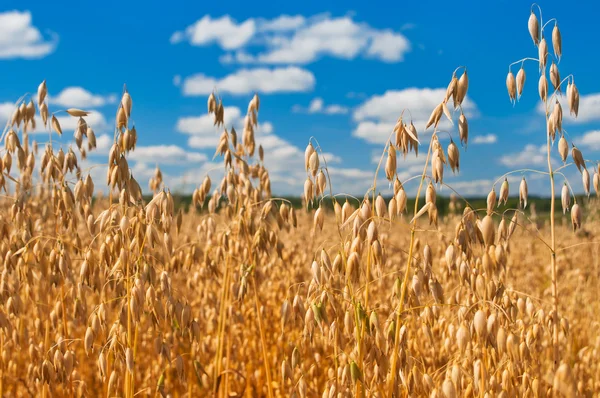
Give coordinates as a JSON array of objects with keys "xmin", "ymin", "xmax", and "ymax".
[{"xmin": 0, "ymin": 1, "xmax": 599, "ymax": 197}]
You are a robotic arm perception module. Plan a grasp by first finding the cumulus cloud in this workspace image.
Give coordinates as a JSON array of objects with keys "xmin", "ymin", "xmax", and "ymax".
[
  {"xmin": 472, "ymin": 134, "xmax": 497, "ymax": 144},
  {"xmin": 0, "ymin": 11, "xmax": 57, "ymax": 59},
  {"xmin": 352, "ymin": 88, "xmax": 478, "ymax": 144},
  {"xmin": 0, "ymin": 102, "xmax": 15, "ymax": 125},
  {"xmin": 181, "ymin": 67, "xmax": 315, "ymax": 96},
  {"xmin": 499, "ymin": 144, "xmax": 548, "ymax": 167},
  {"xmin": 293, "ymin": 97, "xmax": 349, "ymax": 115},
  {"xmin": 579, "ymin": 130, "xmax": 600, "ymax": 150},
  {"xmin": 173, "ymin": 14, "xmax": 410, "ymax": 64},
  {"xmin": 128, "ymin": 145, "xmax": 207, "ymax": 165},
  {"xmin": 170, "ymin": 15, "xmax": 256, "ymax": 49},
  {"xmin": 49, "ymin": 87, "xmax": 117, "ymax": 108}
]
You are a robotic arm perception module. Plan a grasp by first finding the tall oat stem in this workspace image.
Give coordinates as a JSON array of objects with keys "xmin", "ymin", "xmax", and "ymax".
[
  {"xmin": 387, "ymin": 131, "xmax": 436, "ymax": 396},
  {"xmin": 545, "ymin": 109, "xmax": 559, "ymax": 369},
  {"xmin": 251, "ymin": 274, "xmax": 274, "ymax": 398}
]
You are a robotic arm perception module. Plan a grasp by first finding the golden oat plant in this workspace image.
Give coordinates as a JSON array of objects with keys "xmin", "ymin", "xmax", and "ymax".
[{"xmin": 504, "ymin": 3, "xmax": 597, "ymax": 371}]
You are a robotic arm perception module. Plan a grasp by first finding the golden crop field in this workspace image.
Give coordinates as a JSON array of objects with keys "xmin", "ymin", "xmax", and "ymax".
[{"xmin": 0, "ymin": 4, "xmax": 599, "ymax": 398}]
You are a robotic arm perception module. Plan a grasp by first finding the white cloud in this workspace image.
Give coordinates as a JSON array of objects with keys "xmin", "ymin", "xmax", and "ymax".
[
  {"xmin": 352, "ymin": 88, "xmax": 478, "ymax": 144},
  {"xmin": 0, "ymin": 102, "xmax": 15, "ymax": 125},
  {"xmin": 253, "ymin": 16, "xmax": 410, "ymax": 64},
  {"xmin": 173, "ymin": 14, "xmax": 411, "ymax": 65},
  {"xmin": 323, "ymin": 104, "xmax": 348, "ymax": 115},
  {"xmin": 579, "ymin": 130, "xmax": 600, "ymax": 150},
  {"xmin": 346, "ymin": 92, "xmax": 367, "ymax": 99},
  {"xmin": 258, "ymin": 15, "xmax": 306, "ymax": 32},
  {"xmin": 353, "ymin": 121, "xmax": 396, "ymax": 144},
  {"xmin": 537, "ymin": 92, "xmax": 600, "ymax": 124},
  {"xmin": 170, "ymin": 15, "xmax": 256, "ymax": 49},
  {"xmin": 499, "ymin": 144, "xmax": 547, "ymax": 167},
  {"xmin": 328, "ymin": 167, "xmax": 373, "ymax": 179},
  {"xmin": 0, "ymin": 11, "xmax": 57, "ymax": 59},
  {"xmin": 181, "ymin": 67, "xmax": 315, "ymax": 96},
  {"xmin": 366, "ymin": 30, "xmax": 410, "ymax": 62},
  {"xmin": 95, "ymin": 134, "xmax": 113, "ymax": 153},
  {"xmin": 309, "ymin": 98, "xmax": 324, "ymax": 113},
  {"xmin": 472, "ymin": 134, "xmax": 497, "ymax": 144},
  {"xmin": 294, "ymin": 97, "xmax": 349, "ymax": 115},
  {"xmin": 128, "ymin": 145, "xmax": 207, "ymax": 165},
  {"xmin": 448, "ymin": 179, "xmax": 493, "ymax": 196},
  {"xmin": 49, "ymin": 87, "xmax": 117, "ymax": 108}
]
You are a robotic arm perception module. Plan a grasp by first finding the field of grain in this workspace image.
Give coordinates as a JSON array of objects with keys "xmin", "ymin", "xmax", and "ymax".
[{"xmin": 0, "ymin": 5, "xmax": 599, "ymax": 398}]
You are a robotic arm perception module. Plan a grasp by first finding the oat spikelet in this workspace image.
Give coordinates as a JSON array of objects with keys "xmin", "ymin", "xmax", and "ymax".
[
  {"xmin": 528, "ymin": 11, "xmax": 540, "ymax": 45},
  {"xmin": 550, "ymin": 62, "xmax": 561, "ymax": 92},
  {"xmin": 207, "ymin": 92, "xmax": 216, "ymax": 113},
  {"xmin": 304, "ymin": 178, "xmax": 314, "ymax": 207},
  {"xmin": 432, "ymin": 150, "xmax": 444, "ymax": 184},
  {"xmin": 538, "ymin": 73, "xmax": 548, "ymax": 102},
  {"xmin": 486, "ymin": 188, "xmax": 496, "ymax": 216},
  {"xmin": 51, "ymin": 115, "xmax": 62, "ymax": 136},
  {"xmin": 375, "ymin": 193, "xmax": 387, "ymax": 219},
  {"xmin": 447, "ymin": 139, "xmax": 459, "ymax": 174},
  {"xmin": 40, "ymin": 102, "xmax": 49, "ymax": 126},
  {"xmin": 442, "ymin": 101, "xmax": 453, "ymax": 124},
  {"xmin": 552, "ymin": 23, "xmax": 562, "ymax": 61},
  {"xmin": 539, "ymin": 37, "xmax": 548, "ymax": 70},
  {"xmin": 396, "ymin": 186, "xmax": 407, "ymax": 214},
  {"xmin": 506, "ymin": 71, "xmax": 516, "ymax": 102},
  {"xmin": 458, "ymin": 113, "xmax": 468, "ymax": 148},
  {"xmin": 385, "ymin": 145, "xmax": 397, "ymax": 181},
  {"xmin": 516, "ymin": 67, "xmax": 526, "ymax": 98},
  {"xmin": 568, "ymin": 80, "xmax": 579, "ymax": 117},
  {"xmin": 66, "ymin": 108, "xmax": 89, "ymax": 117},
  {"xmin": 388, "ymin": 197, "xmax": 397, "ymax": 221},
  {"xmin": 480, "ymin": 215, "xmax": 495, "ymax": 247},
  {"xmin": 571, "ymin": 203, "xmax": 581, "ymax": 231},
  {"xmin": 519, "ymin": 177, "xmax": 528, "ymax": 208},
  {"xmin": 561, "ymin": 183, "xmax": 570, "ymax": 214},
  {"xmin": 314, "ymin": 207, "xmax": 324, "ymax": 232},
  {"xmin": 552, "ymin": 100, "xmax": 563, "ymax": 134},
  {"xmin": 121, "ymin": 91, "xmax": 132, "ymax": 118},
  {"xmin": 308, "ymin": 151, "xmax": 319, "ymax": 178},
  {"xmin": 558, "ymin": 135, "xmax": 568, "ymax": 163},
  {"xmin": 499, "ymin": 178, "xmax": 509, "ymax": 206},
  {"xmin": 582, "ymin": 168, "xmax": 590, "ymax": 196},
  {"xmin": 571, "ymin": 145, "xmax": 585, "ymax": 173},
  {"xmin": 316, "ymin": 170, "xmax": 326, "ymax": 197},
  {"xmin": 304, "ymin": 143, "xmax": 315, "ymax": 172},
  {"xmin": 37, "ymin": 80, "xmax": 47, "ymax": 106},
  {"xmin": 426, "ymin": 103, "xmax": 443, "ymax": 129},
  {"xmin": 406, "ymin": 122, "xmax": 420, "ymax": 144},
  {"xmin": 594, "ymin": 170, "xmax": 600, "ymax": 196},
  {"xmin": 454, "ymin": 70, "xmax": 468, "ymax": 108},
  {"xmin": 445, "ymin": 74, "xmax": 458, "ymax": 102},
  {"xmin": 426, "ymin": 181, "xmax": 437, "ymax": 206}
]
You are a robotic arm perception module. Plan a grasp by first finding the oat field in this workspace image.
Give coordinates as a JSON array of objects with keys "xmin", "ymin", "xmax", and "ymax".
[{"xmin": 0, "ymin": 5, "xmax": 599, "ymax": 398}]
